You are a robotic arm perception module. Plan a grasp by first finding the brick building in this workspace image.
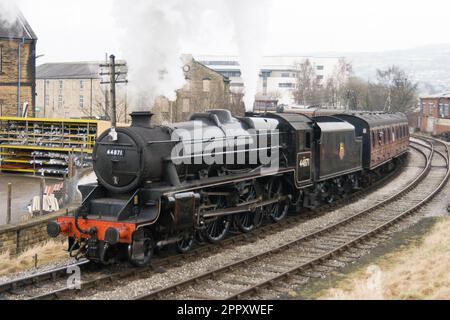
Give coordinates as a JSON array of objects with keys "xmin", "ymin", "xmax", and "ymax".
[
  {"xmin": 0, "ymin": 11, "xmax": 37, "ymax": 117},
  {"xmin": 419, "ymin": 92, "xmax": 450, "ymax": 135},
  {"xmin": 153, "ymin": 55, "xmax": 242, "ymax": 124}
]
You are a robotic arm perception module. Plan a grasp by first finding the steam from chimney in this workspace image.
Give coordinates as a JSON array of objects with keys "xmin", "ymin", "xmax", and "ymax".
[
  {"xmin": 0, "ymin": 0, "xmax": 20, "ymax": 29},
  {"xmin": 112, "ymin": 0, "xmax": 188, "ymax": 109},
  {"xmin": 113, "ymin": 0, "xmax": 271, "ymax": 113},
  {"xmin": 226, "ymin": 0, "xmax": 270, "ymax": 112}
]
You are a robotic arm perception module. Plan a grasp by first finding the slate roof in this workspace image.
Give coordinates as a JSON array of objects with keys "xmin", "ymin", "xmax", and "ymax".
[
  {"xmin": 36, "ymin": 61, "xmax": 128, "ymax": 80},
  {"xmin": 421, "ymin": 92, "xmax": 450, "ymax": 99},
  {"xmin": 0, "ymin": 10, "xmax": 37, "ymax": 40}
]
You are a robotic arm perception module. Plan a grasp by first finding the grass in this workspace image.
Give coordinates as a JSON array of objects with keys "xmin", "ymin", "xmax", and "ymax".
[
  {"xmin": 0, "ymin": 240, "xmax": 68, "ymax": 277},
  {"xmin": 319, "ymin": 217, "xmax": 450, "ymax": 300}
]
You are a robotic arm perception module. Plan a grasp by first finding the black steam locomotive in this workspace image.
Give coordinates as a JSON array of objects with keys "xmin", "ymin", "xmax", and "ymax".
[{"xmin": 48, "ymin": 109, "xmax": 409, "ymax": 266}]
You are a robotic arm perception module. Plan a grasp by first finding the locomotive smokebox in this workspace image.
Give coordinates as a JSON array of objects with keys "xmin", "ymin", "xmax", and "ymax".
[{"xmin": 131, "ymin": 111, "xmax": 154, "ymax": 128}]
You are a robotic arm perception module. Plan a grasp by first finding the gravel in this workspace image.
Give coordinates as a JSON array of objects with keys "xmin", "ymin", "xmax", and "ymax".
[{"xmin": 79, "ymin": 150, "xmax": 427, "ymax": 300}]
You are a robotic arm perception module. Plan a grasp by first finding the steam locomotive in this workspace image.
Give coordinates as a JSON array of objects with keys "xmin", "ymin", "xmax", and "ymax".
[{"xmin": 47, "ymin": 109, "xmax": 409, "ymax": 266}]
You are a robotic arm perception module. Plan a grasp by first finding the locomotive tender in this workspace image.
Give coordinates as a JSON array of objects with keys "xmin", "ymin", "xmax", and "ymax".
[{"xmin": 48, "ymin": 109, "xmax": 410, "ymax": 266}]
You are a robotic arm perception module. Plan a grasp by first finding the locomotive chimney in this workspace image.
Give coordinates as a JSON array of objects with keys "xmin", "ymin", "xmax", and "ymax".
[{"xmin": 131, "ymin": 111, "xmax": 154, "ymax": 128}]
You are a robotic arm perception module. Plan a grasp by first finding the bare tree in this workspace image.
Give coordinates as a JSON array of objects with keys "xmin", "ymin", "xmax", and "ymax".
[
  {"xmin": 308, "ymin": 62, "xmax": 420, "ymax": 113},
  {"xmin": 293, "ymin": 59, "xmax": 322, "ymax": 106},
  {"xmin": 83, "ymin": 85, "xmax": 128, "ymax": 123},
  {"xmin": 322, "ymin": 58, "xmax": 353, "ymax": 108},
  {"xmin": 376, "ymin": 65, "xmax": 418, "ymax": 113}
]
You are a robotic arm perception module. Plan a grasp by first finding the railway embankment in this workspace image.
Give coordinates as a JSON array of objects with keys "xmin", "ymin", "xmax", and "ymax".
[{"xmin": 299, "ymin": 216, "xmax": 450, "ymax": 300}]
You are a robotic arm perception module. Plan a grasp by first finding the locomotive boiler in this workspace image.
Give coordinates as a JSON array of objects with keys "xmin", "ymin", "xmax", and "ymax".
[{"xmin": 48, "ymin": 109, "xmax": 410, "ymax": 266}]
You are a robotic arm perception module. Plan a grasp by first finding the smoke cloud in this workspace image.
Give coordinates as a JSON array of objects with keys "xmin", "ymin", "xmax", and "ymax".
[
  {"xmin": 113, "ymin": 1, "xmax": 189, "ymax": 108},
  {"xmin": 113, "ymin": 0, "xmax": 271, "ymax": 112},
  {"xmin": 226, "ymin": 0, "xmax": 270, "ymax": 111},
  {"xmin": 0, "ymin": 0, "xmax": 20, "ymax": 28}
]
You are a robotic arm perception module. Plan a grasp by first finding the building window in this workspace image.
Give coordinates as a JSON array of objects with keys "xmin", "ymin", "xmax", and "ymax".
[
  {"xmin": 182, "ymin": 98, "xmax": 190, "ymax": 113},
  {"xmin": 279, "ymin": 83, "xmax": 295, "ymax": 88},
  {"xmin": 80, "ymin": 80, "xmax": 84, "ymax": 90},
  {"xmin": 445, "ymin": 104, "xmax": 450, "ymax": 118},
  {"xmin": 58, "ymin": 95, "xmax": 63, "ymax": 108},
  {"xmin": 317, "ymin": 75, "xmax": 324, "ymax": 81},
  {"xmin": 59, "ymin": 80, "xmax": 63, "ymax": 90},
  {"xmin": 429, "ymin": 104, "xmax": 433, "ymax": 116},
  {"xmin": 79, "ymin": 95, "xmax": 84, "ymax": 108},
  {"xmin": 44, "ymin": 95, "xmax": 49, "ymax": 107},
  {"xmin": 317, "ymin": 65, "xmax": 324, "ymax": 71},
  {"xmin": 281, "ymin": 73, "xmax": 290, "ymax": 78},
  {"xmin": 203, "ymin": 79, "xmax": 210, "ymax": 93}
]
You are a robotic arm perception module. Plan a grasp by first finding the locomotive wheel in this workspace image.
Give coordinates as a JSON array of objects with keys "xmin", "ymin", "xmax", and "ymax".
[
  {"xmin": 204, "ymin": 216, "xmax": 231, "ymax": 244},
  {"xmin": 128, "ymin": 230, "xmax": 154, "ymax": 267},
  {"xmin": 203, "ymin": 196, "xmax": 231, "ymax": 244},
  {"xmin": 176, "ymin": 234, "xmax": 195, "ymax": 254},
  {"xmin": 234, "ymin": 183, "xmax": 262, "ymax": 233},
  {"xmin": 267, "ymin": 178, "xmax": 289, "ymax": 223}
]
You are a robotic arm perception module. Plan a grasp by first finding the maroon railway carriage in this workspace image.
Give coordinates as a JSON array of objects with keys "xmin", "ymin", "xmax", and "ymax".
[{"xmin": 333, "ymin": 112, "xmax": 409, "ymax": 170}]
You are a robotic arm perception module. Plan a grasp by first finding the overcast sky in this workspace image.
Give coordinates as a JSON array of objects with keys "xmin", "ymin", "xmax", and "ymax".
[{"xmin": 17, "ymin": 0, "xmax": 450, "ymax": 64}]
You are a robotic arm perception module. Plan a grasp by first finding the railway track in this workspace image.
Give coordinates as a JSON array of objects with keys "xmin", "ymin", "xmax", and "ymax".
[
  {"xmin": 0, "ymin": 163, "xmax": 402, "ymax": 301},
  {"xmin": 0, "ymin": 137, "xmax": 443, "ymax": 300},
  {"xmin": 132, "ymin": 137, "xmax": 448, "ymax": 300}
]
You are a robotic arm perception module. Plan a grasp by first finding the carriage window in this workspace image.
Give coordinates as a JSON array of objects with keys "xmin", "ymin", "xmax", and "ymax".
[
  {"xmin": 387, "ymin": 128, "xmax": 391, "ymax": 142},
  {"xmin": 378, "ymin": 130, "xmax": 383, "ymax": 146}
]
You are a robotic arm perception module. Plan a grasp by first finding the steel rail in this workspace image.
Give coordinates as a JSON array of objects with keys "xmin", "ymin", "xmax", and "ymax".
[
  {"xmin": 0, "ymin": 260, "xmax": 89, "ymax": 295},
  {"xmin": 10, "ymin": 140, "xmax": 421, "ymax": 301},
  {"xmin": 135, "ymin": 140, "xmax": 437, "ymax": 300},
  {"xmin": 226, "ymin": 140, "xmax": 449, "ymax": 300},
  {"xmin": 29, "ymin": 159, "xmax": 403, "ymax": 301}
]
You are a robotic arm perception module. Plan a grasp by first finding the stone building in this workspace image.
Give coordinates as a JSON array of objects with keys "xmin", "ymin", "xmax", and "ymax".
[
  {"xmin": 153, "ymin": 55, "xmax": 242, "ymax": 124},
  {"xmin": 419, "ymin": 92, "xmax": 450, "ymax": 135},
  {"xmin": 0, "ymin": 11, "xmax": 37, "ymax": 117},
  {"xmin": 35, "ymin": 61, "xmax": 128, "ymax": 121}
]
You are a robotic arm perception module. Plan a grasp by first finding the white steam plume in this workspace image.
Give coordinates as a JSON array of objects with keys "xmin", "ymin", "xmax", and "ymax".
[
  {"xmin": 226, "ymin": 0, "xmax": 270, "ymax": 112},
  {"xmin": 113, "ymin": 0, "xmax": 271, "ymax": 113},
  {"xmin": 0, "ymin": 0, "xmax": 20, "ymax": 28},
  {"xmin": 112, "ymin": 1, "xmax": 189, "ymax": 109}
]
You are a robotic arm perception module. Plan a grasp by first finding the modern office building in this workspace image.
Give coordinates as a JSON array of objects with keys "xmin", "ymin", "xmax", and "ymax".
[{"xmin": 195, "ymin": 55, "xmax": 346, "ymax": 105}]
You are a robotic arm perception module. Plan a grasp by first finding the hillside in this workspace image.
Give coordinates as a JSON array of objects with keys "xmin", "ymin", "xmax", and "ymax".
[{"xmin": 308, "ymin": 44, "xmax": 450, "ymax": 94}]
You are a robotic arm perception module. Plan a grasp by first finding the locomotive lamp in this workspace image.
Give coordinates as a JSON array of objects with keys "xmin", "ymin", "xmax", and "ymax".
[{"xmin": 109, "ymin": 127, "xmax": 118, "ymax": 142}]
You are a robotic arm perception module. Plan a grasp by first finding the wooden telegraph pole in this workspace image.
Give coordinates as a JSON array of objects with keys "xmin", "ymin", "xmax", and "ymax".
[{"xmin": 100, "ymin": 55, "xmax": 128, "ymax": 127}]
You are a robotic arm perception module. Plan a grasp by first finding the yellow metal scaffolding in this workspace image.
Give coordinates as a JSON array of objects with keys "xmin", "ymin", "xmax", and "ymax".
[{"xmin": 0, "ymin": 117, "xmax": 110, "ymax": 176}]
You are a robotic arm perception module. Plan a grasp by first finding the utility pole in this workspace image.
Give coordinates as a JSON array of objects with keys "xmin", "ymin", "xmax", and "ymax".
[
  {"xmin": 109, "ymin": 55, "xmax": 117, "ymax": 128},
  {"xmin": 100, "ymin": 55, "xmax": 128, "ymax": 127}
]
